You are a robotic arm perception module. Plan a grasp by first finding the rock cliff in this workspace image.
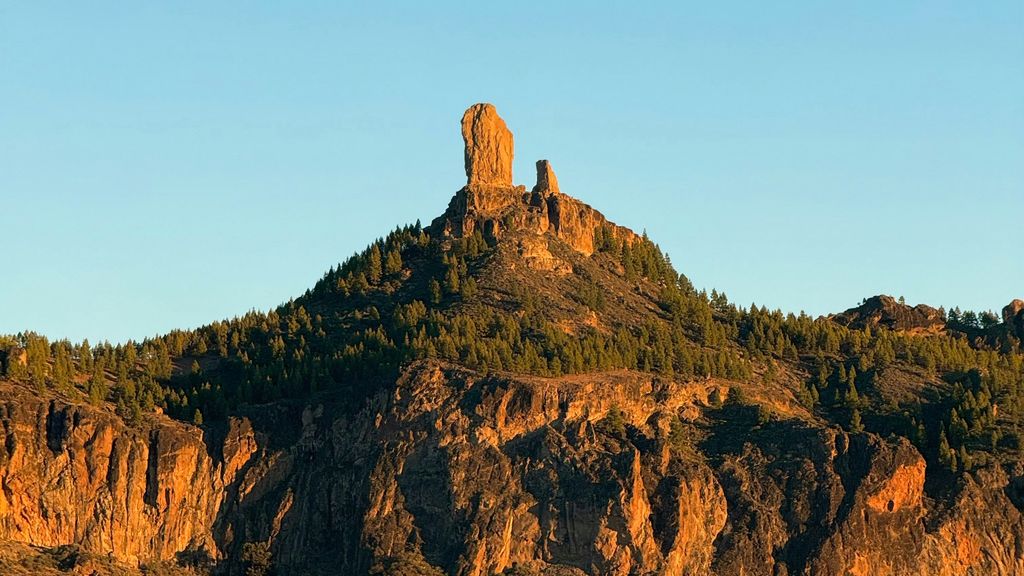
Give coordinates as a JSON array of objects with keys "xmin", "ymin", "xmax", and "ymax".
[
  {"xmin": 0, "ymin": 384, "xmax": 259, "ymax": 566},
  {"xmin": 5, "ymin": 362, "xmax": 1024, "ymax": 575}
]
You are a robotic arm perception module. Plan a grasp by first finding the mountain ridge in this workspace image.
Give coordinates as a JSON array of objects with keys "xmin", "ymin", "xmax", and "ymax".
[{"xmin": 1, "ymin": 104, "xmax": 1023, "ymax": 575}]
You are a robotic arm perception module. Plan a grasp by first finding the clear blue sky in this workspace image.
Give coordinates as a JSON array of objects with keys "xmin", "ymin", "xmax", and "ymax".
[{"xmin": 1, "ymin": 2, "xmax": 1022, "ymax": 344}]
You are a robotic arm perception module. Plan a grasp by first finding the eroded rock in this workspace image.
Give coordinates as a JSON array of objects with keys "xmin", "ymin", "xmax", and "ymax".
[
  {"xmin": 434, "ymin": 108, "xmax": 638, "ymax": 257},
  {"xmin": 1003, "ymin": 299, "xmax": 1024, "ymax": 324},
  {"xmin": 462, "ymin": 103, "xmax": 514, "ymax": 191},
  {"xmin": 0, "ymin": 388, "xmax": 258, "ymax": 566},
  {"xmin": 831, "ymin": 295, "xmax": 946, "ymax": 334},
  {"xmin": 533, "ymin": 160, "xmax": 560, "ymax": 196}
]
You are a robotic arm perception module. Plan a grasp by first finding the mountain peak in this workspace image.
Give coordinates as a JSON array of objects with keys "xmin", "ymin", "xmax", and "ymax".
[{"xmin": 432, "ymin": 104, "xmax": 638, "ymax": 256}]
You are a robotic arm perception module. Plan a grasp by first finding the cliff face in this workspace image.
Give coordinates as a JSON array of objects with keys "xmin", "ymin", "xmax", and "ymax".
[
  {"xmin": 0, "ymin": 384, "xmax": 257, "ymax": 566},
  {"xmin": 5, "ymin": 362, "xmax": 1023, "ymax": 575},
  {"xmin": 299, "ymin": 363, "xmax": 1024, "ymax": 576}
]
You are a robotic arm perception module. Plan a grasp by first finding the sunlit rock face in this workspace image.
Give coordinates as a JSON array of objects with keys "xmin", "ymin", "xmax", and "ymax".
[
  {"xmin": 462, "ymin": 103, "xmax": 514, "ymax": 191},
  {"xmin": 0, "ymin": 386, "xmax": 258, "ymax": 566},
  {"xmin": 433, "ymin": 104, "xmax": 638, "ymax": 256}
]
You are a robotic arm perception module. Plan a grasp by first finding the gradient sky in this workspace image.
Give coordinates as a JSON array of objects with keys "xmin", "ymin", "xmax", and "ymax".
[{"xmin": 1, "ymin": 2, "xmax": 1022, "ymax": 344}]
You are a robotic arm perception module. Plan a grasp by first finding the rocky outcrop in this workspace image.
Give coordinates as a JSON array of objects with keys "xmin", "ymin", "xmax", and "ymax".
[
  {"xmin": 1004, "ymin": 299, "xmax": 1024, "ymax": 337},
  {"xmin": 433, "ymin": 105, "xmax": 638, "ymax": 256},
  {"xmin": 279, "ymin": 362, "xmax": 1024, "ymax": 575},
  {"xmin": 1003, "ymin": 299, "xmax": 1024, "ymax": 324},
  {"xmin": 463, "ymin": 103, "xmax": 514, "ymax": 191},
  {"xmin": 533, "ymin": 160, "xmax": 560, "ymax": 196},
  {"xmin": 831, "ymin": 295, "xmax": 946, "ymax": 334},
  {"xmin": 350, "ymin": 364, "xmax": 729, "ymax": 576}
]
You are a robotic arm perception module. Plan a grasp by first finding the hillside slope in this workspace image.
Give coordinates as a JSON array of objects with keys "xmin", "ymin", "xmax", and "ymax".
[{"xmin": 1, "ymin": 104, "xmax": 1023, "ymax": 575}]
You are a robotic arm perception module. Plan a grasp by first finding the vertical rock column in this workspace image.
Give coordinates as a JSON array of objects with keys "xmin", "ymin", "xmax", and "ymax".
[
  {"xmin": 532, "ymin": 160, "xmax": 560, "ymax": 196},
  {"xmin": 462, "ymin": 103, "xmax": 514, "ymax": 190}
]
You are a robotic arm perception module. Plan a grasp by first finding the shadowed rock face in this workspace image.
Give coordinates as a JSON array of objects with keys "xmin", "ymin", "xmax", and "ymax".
[
  {"xmin": 831, "ymin": 295, "xmax": 946, "ymax": 334},
  {"xmin": 1004, "ymin": 299, "xmax": 1024, "ymax": 337}
]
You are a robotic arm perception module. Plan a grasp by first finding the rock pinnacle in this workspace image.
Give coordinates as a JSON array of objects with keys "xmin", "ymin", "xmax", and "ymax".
[{"xmin": 462, "ymin": 103, "xmax": 514, "ymax": 190}]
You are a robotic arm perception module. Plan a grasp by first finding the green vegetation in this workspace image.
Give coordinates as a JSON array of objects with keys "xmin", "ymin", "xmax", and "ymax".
[
  {"xmin": 2, "ymin": 220, "xmax": 1022, "ymax": 479},
  {"xmin": 370, "ymin": 552, "xmax": 445, "ymax": 576},
  {"xmin": 596, "ymin": 404, "xmax": 628, "ymax": 438},
  {"xmin": 239, "ymin": 542, "xmax": 273, "ymax": 576}
]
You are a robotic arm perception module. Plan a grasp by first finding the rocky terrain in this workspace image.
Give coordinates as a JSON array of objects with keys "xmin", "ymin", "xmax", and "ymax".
[
  {"xmin": 2, "ymin": 104, "xmax": 1023, "ymax": 575},
  {"xmin": 830, "ymin": 295, "xmax": 947, "ymax": 335},
  {"xmin": 5, "ymin": 360, "xmax": 1024, "ymax": 575}
]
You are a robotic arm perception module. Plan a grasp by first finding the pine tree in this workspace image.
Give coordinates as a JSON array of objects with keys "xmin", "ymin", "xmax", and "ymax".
[
  {"xmin": 429, "ymin": 279, "xmax": 442, "ymax": 305},
  {"xmin": 367, "ymin": 245, "xmax": 383, "ymax": 284},
  {"xmin": 938, "ymin": 429, "xmax": 954, "ymax": 470},
  {"xmin": 849, "ymin": 408, "xmax": 864, "ymax": 433},
  {"xmin": 958, "ymin": 445, "xmax": 971, "ymax": 471},
  {"xmin": 78, "ymin": 339, "xmax": 93, "ymax": 373},
  {"xmin": 846, "ymin": 379, "xmax": 860, "ymax": 407},
  {"xmin": 444, "ymin": 263, "xmax": 460, "ymax": 294},
  {"xmin": 384, "ymin": 249, "xmax": 403, "ymax": 275},
  {"xmin": 51, "ymin": 343, "xmax": 73, "ymax": 391},
  {"xmin": 88, "ymin": 367, "xmax": 106, "ymax": 405},
  {"xmin": 26, "ymin": 335, "xmax": 50, "ymax": 391},
  {"xmin": 5, "ymin": 347, "xmax": 27, "ymax": 379}
]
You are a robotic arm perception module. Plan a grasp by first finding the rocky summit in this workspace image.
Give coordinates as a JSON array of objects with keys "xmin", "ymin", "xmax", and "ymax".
[
  {"xmin": 2, "ymin": 104, "xmax": 1024, "ymax": 576},
  {"xmin": 831, "ymin": 295, "xmax": 947, "ymax": 335},
  {"xmin": 433, "ymin": 106, "xmax": 635, "ymax": 258}
]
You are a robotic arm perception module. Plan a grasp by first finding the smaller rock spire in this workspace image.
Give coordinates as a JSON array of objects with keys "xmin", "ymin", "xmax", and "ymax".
[{"xmin": 532, "ymin": 160, "xmax": 560, "ymax": 196}]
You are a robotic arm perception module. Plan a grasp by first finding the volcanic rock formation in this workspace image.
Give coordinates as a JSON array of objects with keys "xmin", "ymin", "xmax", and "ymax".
[
  {"xmin": 433, "ymin": 103, "xmax": 637, "ymax": 256},
  {"xmin": 462, "ymin": 103, "xmax": 514, "ymax": 191},
  {"xmin": 532, "ymin": 160, "xmax": 560, "ymax": 196},
  {"xmin": 1004, "ymin": 299, "xmax": 1024, "ymax": 336},
  {"xmin": 3, "ymin": 104, "xmax": 1024, "ymax": 576},
  {"xmin": 831, "ymin": 295, "xmax": 946, "ymax": 334}
]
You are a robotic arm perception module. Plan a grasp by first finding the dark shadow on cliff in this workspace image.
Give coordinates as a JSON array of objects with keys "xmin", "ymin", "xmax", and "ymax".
[{"xmin": 698, "ymin": 403, "xmax": 867, "ymax": 575}]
